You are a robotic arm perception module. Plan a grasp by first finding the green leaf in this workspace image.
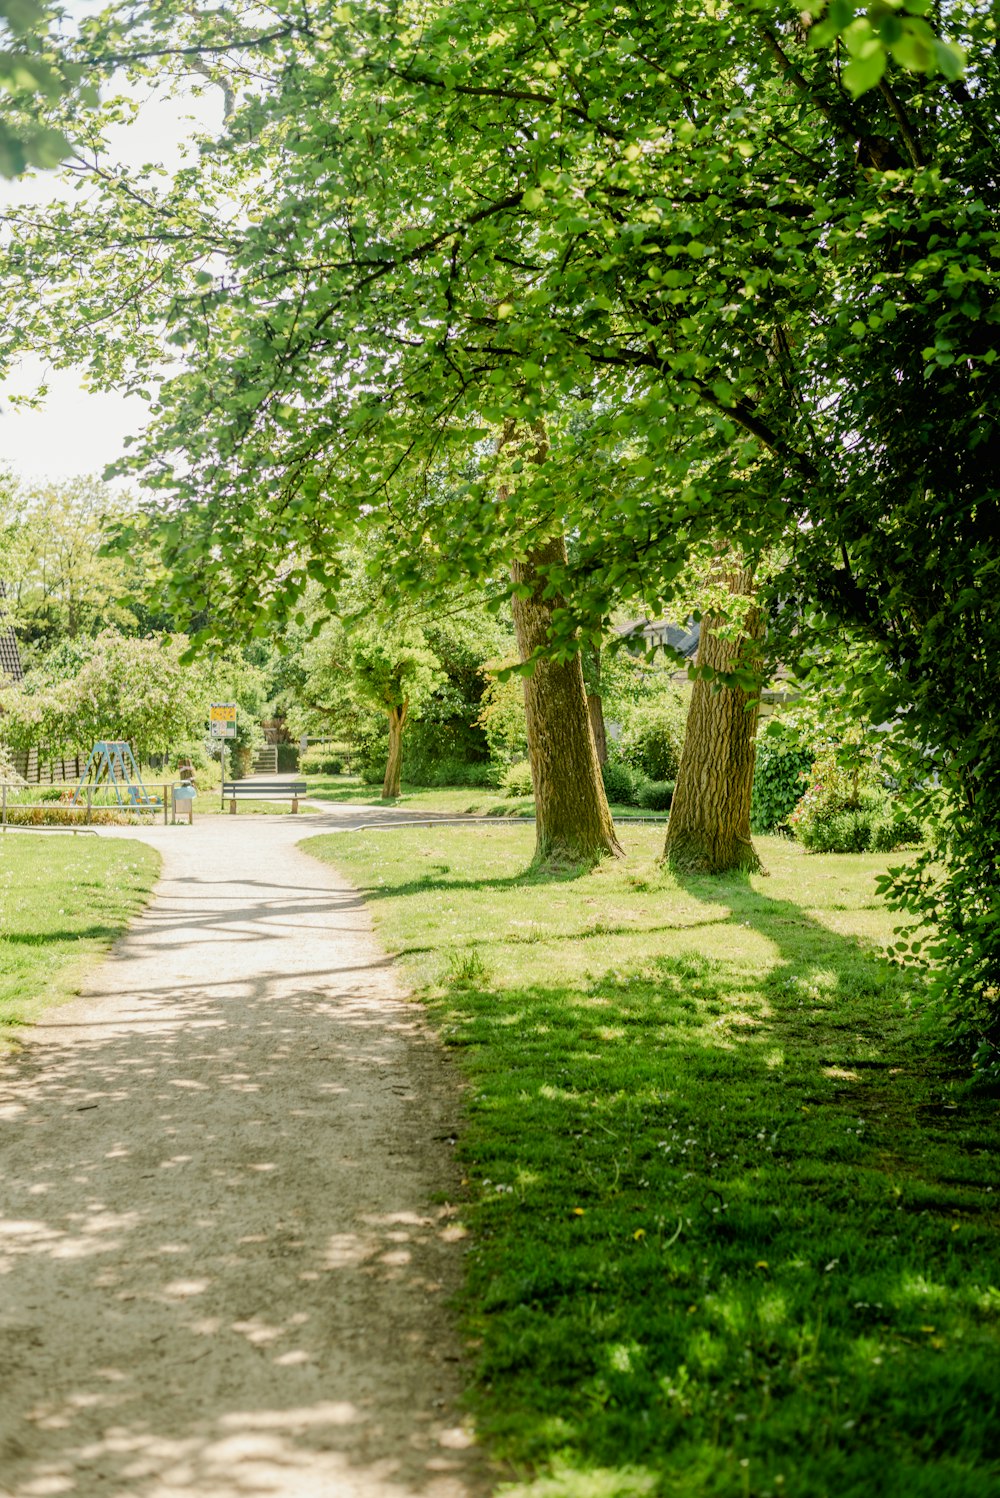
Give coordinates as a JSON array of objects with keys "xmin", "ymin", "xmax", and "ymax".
[
  {"xmin": 23, "ymin": 127, "xmax": 69, "ymax": 170},
  {"xmin": 933, "ymin": 38, "xmax": 965, "ymax": 81},
  {"xmin": 890, "ymin": 17, "xmax": 936, "ymax": 71},
  {"xmin": 843, "ymin": 49, "xmax": 887, "ymax": 96}
]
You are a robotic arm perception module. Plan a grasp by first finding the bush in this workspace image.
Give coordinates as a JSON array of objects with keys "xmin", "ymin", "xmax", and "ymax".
[
  {"xmin": 302, "ymin": 749, "xmax": 344, "ymax": 774},
  {"xmin": 637, "ymin": 779, "xmax": 675, "ymax": 812},
  {"xmin": 796, "ymin": 804, "xmax": 880, "ymax": 854},
  {"xmin": 601, "ymin": 758, "xmax": 641, "ymax": 806},
  {"xmin": 404, "ymin": 757, "xmax": 499, "ymax": 788},
  {"xmin": 789, "ymin": 745, "xmax": 923, "ymax": 854},
  {"xmin": 276, "ymin": 743, "xmax": 301, "ymax": 772},
  {"xmin": 870, "ymin": 808, "xmax": 924, "ymax": 853},
  {"xmin": 177, "ymin": 742, "xmax": 213, "ymax": 774},
  {"xmin": 501, "ymin": 761, "xmax": 534, "ymax": 798},
  {"xmin": 751, "ymin": 727, "xmax": 815, "ymax": 834},
  {"xmin": 616, "ymin": 693, "xmax": 687, "ymax": 782}
]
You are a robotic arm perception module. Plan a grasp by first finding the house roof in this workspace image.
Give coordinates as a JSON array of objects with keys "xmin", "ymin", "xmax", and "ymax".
[
  {"xmin": 615, "ymin": 617, "xmax": 701, "ymax": 660},
  {"xmin": 0, "ymin": 582, "xmax": 24, "ymax": 682}
]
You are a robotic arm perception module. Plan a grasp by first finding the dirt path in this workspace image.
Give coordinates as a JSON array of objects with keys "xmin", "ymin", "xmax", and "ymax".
[{"xmin": 0, "ymin": 812, "xmax": 493, "ymax": 1498}]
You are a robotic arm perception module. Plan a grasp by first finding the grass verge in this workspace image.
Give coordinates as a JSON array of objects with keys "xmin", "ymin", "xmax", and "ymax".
[
  {"xmin": 305, "ymin": 825, "xmax": 1000, "ymax": 1498},
  {"xmin": 0, "ymin": 833, "xmax": 160, "ymax": 1037}
]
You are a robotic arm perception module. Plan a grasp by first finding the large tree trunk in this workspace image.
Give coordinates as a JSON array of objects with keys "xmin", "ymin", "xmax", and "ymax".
[
  {"xmin": 512, "ymin": 536, "xmax": 623, "ymax": 868},
  {"xmin": 382, "ymin": 700, "xmax": 408, "ymax": 799},
  {"xmin": 663, "ymin": 564, "xmax": 763, "ymax": 875}
]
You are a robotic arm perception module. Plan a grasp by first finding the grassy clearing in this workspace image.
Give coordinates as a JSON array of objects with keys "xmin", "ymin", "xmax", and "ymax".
[
  {"xmin": 306, "ymin": 825, "xmax": 1000, "ymax": 1498},
  {"xmin": 302, "ymin": 772, "xmax": 534, "ymax": 814},
  {"xmin": 301, "ymin": 772, "xmax": 663, "ymax": 821},
  {"xmin": 0, "ymin": 833, "xmax": 160, "ymax": 1037}
]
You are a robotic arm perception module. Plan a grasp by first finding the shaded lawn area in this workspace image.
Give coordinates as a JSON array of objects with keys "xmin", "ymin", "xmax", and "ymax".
[
  {"xmin": 0, "ymin": 833, "xmax": 160, "ymax": 1035},
  {"xmin": 306, "ymin": 826, "xmax": 1000, "ymax": 1498}
]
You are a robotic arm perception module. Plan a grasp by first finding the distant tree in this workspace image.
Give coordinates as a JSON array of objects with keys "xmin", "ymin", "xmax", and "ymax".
[
  {"xmin": 0, "ymin": 629, "xmax": 269, "ymax": 767},
  {"xmin": 0, "ymin": 478, "xmax": 163, "ymax": 651},
  {"xmin": 349, "ymin": 630, "xmax": 444, "ymax": 799}
]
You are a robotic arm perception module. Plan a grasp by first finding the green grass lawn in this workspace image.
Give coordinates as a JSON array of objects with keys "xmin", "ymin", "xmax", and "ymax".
[
  {"xmin": 301, "ymin": 772, "xmax": 663, "ymax": 821},
  {"xmin": 305, "ymin": 825, "xmax": 1000, "ymax": 1498},
  {"xmin": 302, "ymin": 771, "xmax": 534, "ymax": 815},
  {"xmin": 0, "ymin": 833, "xmax": 160, "ymax": 1036}
]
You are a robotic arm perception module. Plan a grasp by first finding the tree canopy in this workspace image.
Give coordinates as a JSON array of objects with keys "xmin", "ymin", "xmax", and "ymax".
[{"xmin": 1, "ymin": 0, "xmax": 998, "ymax": 1045}]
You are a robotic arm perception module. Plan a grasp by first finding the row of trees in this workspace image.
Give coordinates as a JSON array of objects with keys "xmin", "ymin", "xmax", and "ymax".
[{"xmin": 1, "ymin": 477, "xmax": 692, "ymax": 798}]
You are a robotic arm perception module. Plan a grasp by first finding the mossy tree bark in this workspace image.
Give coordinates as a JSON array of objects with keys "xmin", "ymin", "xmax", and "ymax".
[
  {"xmin": 663, "ymin": 565, "xmax": 763, "ymax": 875},
  {"xmin": 512, "ymin": 536, "xmax": 623, "ymax": 868},
  {"xmin": 382, "ymin": 701, "xmax": 408, "ymax": 799}
]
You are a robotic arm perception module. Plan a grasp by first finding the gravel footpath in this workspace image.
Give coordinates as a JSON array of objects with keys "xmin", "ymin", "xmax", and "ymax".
[{"xmin": 0, "ymin": 809, "xmax": 493, "ymax": 1498}]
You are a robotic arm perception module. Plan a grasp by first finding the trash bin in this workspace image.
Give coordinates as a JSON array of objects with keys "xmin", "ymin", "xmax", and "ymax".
[{"xmin": 172, "ymin": 783, "xmax": 197, "ymax": 824}]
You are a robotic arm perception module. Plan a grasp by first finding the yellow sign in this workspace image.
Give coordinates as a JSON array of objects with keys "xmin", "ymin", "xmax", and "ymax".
[{"xmin": 209, "ymin": 702, "xmax": 237, "ymax": 738}]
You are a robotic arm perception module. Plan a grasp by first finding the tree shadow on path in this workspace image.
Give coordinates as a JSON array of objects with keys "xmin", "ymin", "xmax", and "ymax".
[{"xmin": 0, "ymin": 854, "xmax": 492, "ymax": 1498}]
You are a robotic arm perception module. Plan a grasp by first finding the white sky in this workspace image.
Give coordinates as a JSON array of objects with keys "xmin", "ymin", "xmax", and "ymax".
[{"xmin": 0, "ymin": 84, "xmax": 221, "ymax": 490}]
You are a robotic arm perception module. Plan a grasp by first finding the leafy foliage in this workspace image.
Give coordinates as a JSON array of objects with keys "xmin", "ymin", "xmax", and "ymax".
[
  {"xmin": 789, "ymin": 744, "xmax": 922, "ymax": 854},
  {"xmin": 636, "ymin": 778, "xmax": 675, "ymax": 812},
  {"xmin": 600, "ymin": 757, "xmax": 641, "ymax": 808},
  {"xmin": 0, "ymin": 478, "xmax": 168, "ymax": 654},
  {"xmin": 500, "ymin": 761, "xmax": 534, "ymax": 800},
  {"xmin": 300, "ymin": 748, "xmax": 343, "ymax": 776},
  {"xmin": 616, "ymin": 693, "xmax": 688, "ymax": 784},
  {"xmin": 1, "ymin": 0, "xmax": 998, "ymax": 1049},
  {"xmin": 0, "ymin": 629, "xmax": 269, "ymax": 763},
  {"xmin": 751, "ymin": 719, "xmax": 816, "ymax": 835},
  {"xmin": 0, "ymin": 0, "xmax": 79, "ymax": 177}
]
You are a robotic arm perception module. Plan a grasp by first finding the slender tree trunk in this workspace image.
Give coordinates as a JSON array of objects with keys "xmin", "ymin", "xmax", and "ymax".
[
  {"xmin": 512, "ymin": 536, "xmax": 623, "ymax": 868},
  {"xmin": 587, "ymin": 645, "xmax": 608, "ymax": 765},
  {"xmin": 588, "ymin": 694, "xmax": 608, "ymax": 766},
  {"xmin": 382, "ymin": 700, "xmax": 408, "ymax": 799},
  {"xmin": 663, "ymin": 564, "xmax": 763, "ymax": 875}
]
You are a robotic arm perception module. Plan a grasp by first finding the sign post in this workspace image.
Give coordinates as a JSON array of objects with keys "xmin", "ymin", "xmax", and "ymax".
[{"xmin": 209, "ymin": 703, "xmax": 238, "ymax": 809}]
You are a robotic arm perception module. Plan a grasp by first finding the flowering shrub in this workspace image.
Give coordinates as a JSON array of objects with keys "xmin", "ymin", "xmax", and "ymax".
[{"xmin": 789, "ymin": 749, "xmax": 921, "ymax": 854}]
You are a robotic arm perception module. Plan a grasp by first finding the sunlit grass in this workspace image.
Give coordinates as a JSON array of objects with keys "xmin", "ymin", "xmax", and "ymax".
[
  {"xmin": 301, "ymin": 772, "xmax": 663, "ymax": 821},
  {"xmin": 0, "ymin": 833, "xmax": 160, "ymax": 1038},
  {"xmin": 307, "ymin": 826, "xmax": 1000, "ymax": 1498},
  {"xmin": 302, "ymin": 771, "xmax": 534, "ymax": 815}
]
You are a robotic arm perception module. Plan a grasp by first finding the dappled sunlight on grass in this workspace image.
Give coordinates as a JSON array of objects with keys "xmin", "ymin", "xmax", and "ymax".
[{"xmin": 309, "ymin": 826, "xmax": 1000, "ymax": 1498}]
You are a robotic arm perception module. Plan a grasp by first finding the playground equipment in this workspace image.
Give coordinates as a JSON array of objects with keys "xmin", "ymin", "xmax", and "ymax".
[{"xmin": 72, "ymin": 741, "xmax": 162, "ymax": 809}]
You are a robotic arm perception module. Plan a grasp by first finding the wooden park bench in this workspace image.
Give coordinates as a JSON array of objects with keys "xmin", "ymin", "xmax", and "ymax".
[{"xmin": 222, "ymin": 779, "xmax": 308, "ymax": 814}]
